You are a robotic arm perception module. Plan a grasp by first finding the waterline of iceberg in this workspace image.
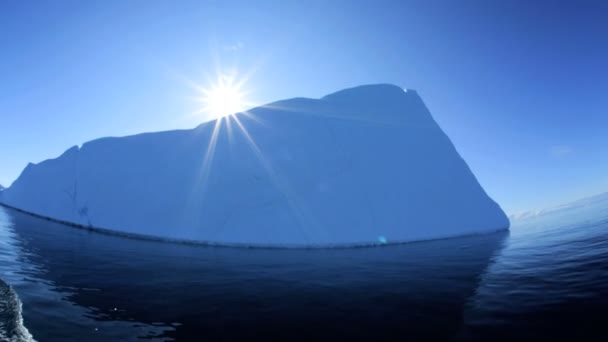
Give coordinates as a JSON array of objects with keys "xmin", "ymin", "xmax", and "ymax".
[{"xmin": 0, "ymin": 202, "xmax": 507, "ymax": 249}]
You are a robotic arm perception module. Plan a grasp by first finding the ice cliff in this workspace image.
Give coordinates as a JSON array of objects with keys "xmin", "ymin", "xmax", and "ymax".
[{"xmin": 0, "ymin": 84, "xmax": 509, "ymax": 246}]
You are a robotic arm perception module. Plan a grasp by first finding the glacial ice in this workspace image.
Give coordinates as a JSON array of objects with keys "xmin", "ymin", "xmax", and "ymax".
[{"xmin": 0, "ymin": 84, "xmax": 509, "ymax": 246}]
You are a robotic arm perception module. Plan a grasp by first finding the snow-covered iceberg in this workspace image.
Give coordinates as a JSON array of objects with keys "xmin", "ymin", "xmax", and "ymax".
[{"xmin": 0, "ymin": 84, "xmax": 509, "ymax": 247}]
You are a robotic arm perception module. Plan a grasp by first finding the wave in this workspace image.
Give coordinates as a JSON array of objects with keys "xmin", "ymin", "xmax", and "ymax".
[{"xmin": 0, "ymin": 279, "xmax": 35, "ymax": 342}]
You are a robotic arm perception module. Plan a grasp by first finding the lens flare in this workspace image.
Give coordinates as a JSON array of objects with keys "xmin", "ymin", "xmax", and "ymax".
[{"xmin": 200, "ymin": 75, "xmax": 245, "ymax": 118}]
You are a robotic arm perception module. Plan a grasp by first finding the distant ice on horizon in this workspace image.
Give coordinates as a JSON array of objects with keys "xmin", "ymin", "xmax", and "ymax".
[
  {"xmin": 509, "ymin": 191, "xmax": 608, "ymax": 222},
  {"xmin": 0, "ymin": 84, "xmax": 509, "ymax": 247}
]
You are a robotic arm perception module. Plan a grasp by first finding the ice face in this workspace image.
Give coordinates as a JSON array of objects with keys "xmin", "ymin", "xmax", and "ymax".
[{"xmin": 0, "ymin": 84, "xmax": 509, "ymax": 247}]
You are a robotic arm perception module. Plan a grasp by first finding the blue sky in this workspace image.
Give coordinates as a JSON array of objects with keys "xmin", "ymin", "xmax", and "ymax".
[{"xmin": 1, "ymin": 0, "xmax": 607, "ymax": 214}]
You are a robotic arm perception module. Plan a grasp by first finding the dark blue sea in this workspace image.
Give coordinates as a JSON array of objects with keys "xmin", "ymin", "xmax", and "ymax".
[{"xmin": 1, "ymin": 195, "xmax": 607, "ymax": 341}]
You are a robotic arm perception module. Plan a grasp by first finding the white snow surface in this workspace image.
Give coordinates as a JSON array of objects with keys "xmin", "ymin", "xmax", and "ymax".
[{"xmin": 0, "ymin": 84, "xmax": 509, "ymax": 246}]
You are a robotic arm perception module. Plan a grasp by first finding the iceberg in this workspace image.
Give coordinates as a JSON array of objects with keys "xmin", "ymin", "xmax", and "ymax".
[{"xmin": 0, "ymin": 84, "xmax": 509, "ymax": 247}]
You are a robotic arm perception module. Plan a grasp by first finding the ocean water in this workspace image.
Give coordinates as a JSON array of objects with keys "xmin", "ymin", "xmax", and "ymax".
[{"xmin": 0, "ymin": 196, "xmax": 607, "ymax": 341}]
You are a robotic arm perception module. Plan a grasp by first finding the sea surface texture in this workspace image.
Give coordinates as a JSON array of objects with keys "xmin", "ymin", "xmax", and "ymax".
[{"xmin": 0, "ymin": 193, "xmax": 606, "ymax": 341}]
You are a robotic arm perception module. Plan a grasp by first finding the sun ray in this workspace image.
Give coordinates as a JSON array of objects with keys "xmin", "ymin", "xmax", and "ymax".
[
  {"xmin": 184, "ymin": 70, "xmax": 257, "ymax": 122},
  {"xmin": 192, "ymin": 117, "xmax": 223, "ymax": 200},
  {"xmin": 239, "ymin": 110, "xmax": 270, "ymax": 128},
  {"xmin": 202, "ymin": 75, "xmax": 245, "ymax": 118},
  {"xmin": 179, "ymin": 116, "xmax": 225, "ymax": 228},
  {"xmin": 232, "ymin": 114, "xmax": 323, "ymax": 243},
  {"xmin": 224, "ymin": 114, "xmax": 234, "ymax": 145}
]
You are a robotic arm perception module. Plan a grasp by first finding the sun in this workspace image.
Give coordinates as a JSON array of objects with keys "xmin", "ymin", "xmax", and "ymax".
[{"xmin": 200, "ymin": 75, "xmax": 245, "ymax": 119}]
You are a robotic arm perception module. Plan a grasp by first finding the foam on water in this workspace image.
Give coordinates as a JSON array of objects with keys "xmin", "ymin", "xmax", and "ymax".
[{"xmin": 0, "ymin": 279, "xmax": 35, "ymax": 342}]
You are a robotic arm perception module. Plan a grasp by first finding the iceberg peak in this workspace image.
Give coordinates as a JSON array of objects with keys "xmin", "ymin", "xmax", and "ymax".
[{"xmin": 321, "ymin": 84, "xmax": 413, "ymax": 105}]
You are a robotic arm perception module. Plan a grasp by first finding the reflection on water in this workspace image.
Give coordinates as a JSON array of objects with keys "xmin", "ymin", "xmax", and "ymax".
[
  {"xmin": 0, "ymin": 208, "xmax": 170, "ymax": 341},
  {"xmin": 461, "ymin": 197, "xmax": 608, "ymax": 340},
  {"xmin": 0, "ymin": 206, "xmax": 508, "ymax": 341},
  {"xmin": 3, "ymin": 197, "xmax": 608, "ymax": 341}
]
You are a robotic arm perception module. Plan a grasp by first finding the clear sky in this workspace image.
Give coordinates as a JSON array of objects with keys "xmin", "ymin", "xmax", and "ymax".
[{"xmin": 1, "ymin": 0, "xmax": 607, "ymax": 215}]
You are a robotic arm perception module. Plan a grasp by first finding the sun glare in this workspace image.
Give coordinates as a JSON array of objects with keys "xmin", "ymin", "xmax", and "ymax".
[{"xmin": 200, "ymin": 75, "xmax": 245, "ymax": 119}]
